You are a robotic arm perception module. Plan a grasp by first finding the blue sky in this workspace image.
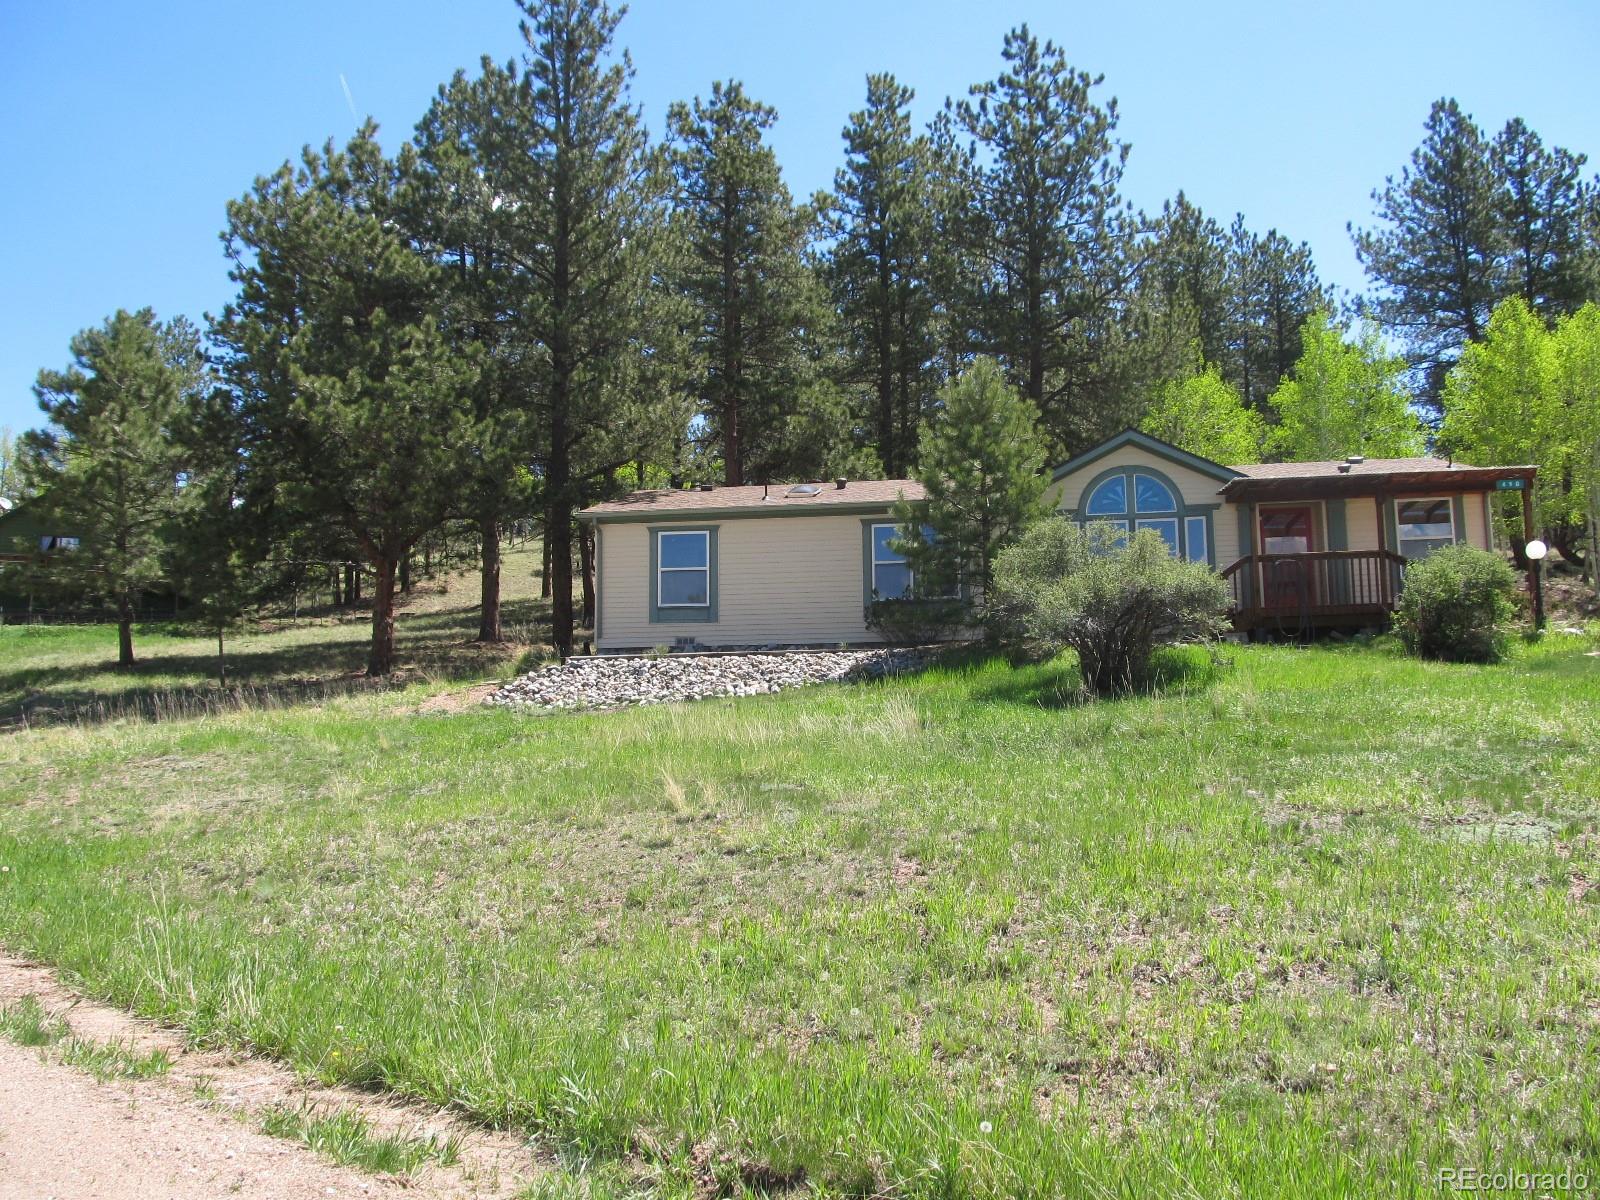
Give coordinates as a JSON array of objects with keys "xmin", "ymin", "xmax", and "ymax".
[{"xmin": 2, "ymin": 0, "xmax": 1596, "ymax": 435}]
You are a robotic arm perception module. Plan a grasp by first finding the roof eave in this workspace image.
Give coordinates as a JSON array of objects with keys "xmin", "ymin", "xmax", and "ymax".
[
  {"xmin": 1048, "ymin": 428, "xmax": 1243, "ymax": 485},
  {"xmin": 579, "ymin": 497, "xmax": 919, "ymax": 524},
  {"xmin": 1218, "ymin": 464, "xmax": 1538, "ymax": 501}
]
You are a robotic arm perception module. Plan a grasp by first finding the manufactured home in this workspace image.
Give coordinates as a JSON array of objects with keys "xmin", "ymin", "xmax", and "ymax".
[{"xmin": 579, "ymin": 430, "xmax": 1537, "ymax": 652}]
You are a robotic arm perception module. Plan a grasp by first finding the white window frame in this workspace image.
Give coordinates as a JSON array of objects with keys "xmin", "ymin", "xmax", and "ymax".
[
  {"xmin": 1396, "ymin": 497, "xmax": 1455, "ymax": 560},
  {"xmin": 1135, "ymin": 517, "xmax": 1180, "ymax": 553},
  {"xmin": 870, "ymin": 522, "xmax": 958, "ymax": 601},
  {"xmin": 870, "ymin": 523, "xmax": 913, "ymax": 600},
  {"xmin": 1184, "ymin": 516, "xmax": 1209, "ymax": 564},
  {"xmin": 656, "ymin": 529, "xmax": 710, "ymax": 608}
]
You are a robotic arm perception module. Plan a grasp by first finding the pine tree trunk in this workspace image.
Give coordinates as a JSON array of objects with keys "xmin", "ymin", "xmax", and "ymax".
[
  {"xmin": 367, "ymin": 555, "xmax": 398, "ymax": 676},
  {"xmin": 478, "ymin": 515, "xmax": 503, "ymax": 643},
  {"xmin": 877, "ymin": 255, "xmax": 896, "ymax": 475},
  {"xmin": 580, "ymin": 523, "xmax": 596, "ymax": 630},
  {"xmin": 548, "ymin": 502, "xmax": 574, "ymax": 659},
  {"xmin": 541, "ymin": 536, "xmax": 552, "ymax": 599},
  {"xmin": 721, "ymin": 188, "xmax": 743, "ymax": 485},
  {"xmin": 117, "ymin": 596, "xmax": 135, "ymax": 668},
  {"xmin": 400, "ymin": 552, "xmax": 412, "ymax": 594},
  {"xmin": 217, "ymin": 625, "xmax": 226, "ymax": 689}
]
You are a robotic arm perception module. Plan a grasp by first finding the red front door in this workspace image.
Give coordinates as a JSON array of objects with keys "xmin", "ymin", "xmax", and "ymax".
[{"xmin": 1259, "ymin": 506, "xmax": 1317, "ymax": 610}]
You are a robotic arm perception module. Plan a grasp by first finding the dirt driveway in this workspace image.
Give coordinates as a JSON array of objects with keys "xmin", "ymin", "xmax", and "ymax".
[{"xmin": 0, "ymin": 955, "xmax": 540, "ymax": 1200}]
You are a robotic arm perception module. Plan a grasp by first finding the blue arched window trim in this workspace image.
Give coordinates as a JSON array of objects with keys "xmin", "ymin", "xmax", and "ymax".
[{"xmin": 1069, "ymin": 464, "xmax": 1218, "ymax": 566}]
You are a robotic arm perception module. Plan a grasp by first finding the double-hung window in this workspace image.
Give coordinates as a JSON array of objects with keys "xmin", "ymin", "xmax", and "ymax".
[
  {"xmin": 1396, "ymin": 498, "xmax": 1455, "ymax": 560},
  {"xmin": 870, "ymin": 524, "xmax": 913, "ymax": 599},
  {"xmin": 868, "ymin": 523, "xmax": 957, "ymax": 600},
  {"xmin": 651, "ymin": 528, "xmax": 716, "ymax": 622},
  {"xmin": 657, "ymin": 530, "xmax": 709, "ymax": 606}
]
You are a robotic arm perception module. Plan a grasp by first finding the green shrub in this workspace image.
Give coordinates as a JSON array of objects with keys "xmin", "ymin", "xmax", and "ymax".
[
  {"xmin": 992, "ymin": 520, "xmax": 1230, "ymax": 696},
  {"xmin": 1393, "ymin": 544, "xmax": 1518, "ymax": 663},
  {"xmin": 864, "ymin": 596, "xmax": 969, "ymax": 645}
]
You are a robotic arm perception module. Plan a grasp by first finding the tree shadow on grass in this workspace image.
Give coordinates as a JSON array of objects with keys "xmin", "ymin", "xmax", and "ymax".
[
  {"xmin": 968, "ymin": 644, "xmax": 1227, "ymax": 710},
  {"xmin": 0, "ymin": 603, "xmax": 556, "ymax": 729}
]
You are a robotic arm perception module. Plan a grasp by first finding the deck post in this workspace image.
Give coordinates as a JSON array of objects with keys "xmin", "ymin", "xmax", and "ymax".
[
  {"xmin": 1374, "ymin": 494, "xmax": 1394, "ymax": 602},
  {"xmin": 1522, "ymin": 486, "xmax": 1543, "ymax": 627}
]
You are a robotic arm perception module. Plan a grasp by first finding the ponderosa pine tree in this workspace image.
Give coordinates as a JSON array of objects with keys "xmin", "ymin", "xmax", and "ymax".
[
  {"xmin": 1136, "ymin": 198, "xmax": 1327, "ymax": 414},
  {"xmin": 669, "ymin": 80, "xmax": 824, "ymax": 485},
  {"xmin": 824, "ymin": 74, "xmax": 937, "ymax": 476},
  {"xmin": 1352, "ymin": 99, "xmax": 1506, "ymax": 399},
  {"xmin": 1267, "ymin": 311, "xmax": 1424, "ymax": 461},
  {"xmin": 213, "ymin": 124, "xmax": 480, "ymax": 675},
  {"xmin": 948, "ymin": 25, "xmax": 1131, "ymax": 456},
  {"xmin": 405, "ymin": 62, "xmax": 539, "ymax": 643},
  {"xmin": 21, "ymin": 310, "xmax": 202, "ymax": 666},
  {"xmin": 1491, "ymin": 118, "xmax": 1596, "ymax": 320},
  {"xmin": 891, "ymin": 357, "xmax": 1045, "ymax": 622},
  {"xmin": 1229, "ymin": 220, "xmax": 1329, "ymax": 410},
  {"xmin": 166, "ymin": 385, "xmax": 279, "ymax": 688},
  {"xmin": 1142, "ymin": 194, "xmax": 1232, "ymax": 370},
  {"xmin": 504, "ymin": 0, "xmax": 676, "ymax": 656}
]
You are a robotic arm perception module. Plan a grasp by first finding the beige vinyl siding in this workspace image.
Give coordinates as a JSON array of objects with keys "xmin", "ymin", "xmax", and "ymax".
[
  {"xmin": 1460, "ymin": 491, "xmax": 1490, "ymax": 548},
  {"xmin": 1044, "ymin": 445, "xmax": 1239, "ymax": 567},
  {"xmin": 1343, "ymin": 496, "xmax": 1381, "ymax": 552},
  {"xmin": 596, "ymin": 513, "xmax": 885, "ymax": 651}
]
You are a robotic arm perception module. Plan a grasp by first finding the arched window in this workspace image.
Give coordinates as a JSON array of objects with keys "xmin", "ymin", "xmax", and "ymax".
[
  {"xmin": 1085, "ymin": 474, "xmax": 1126, "ymax": 516},
  {"xmin": 1077, "ymin": 469, "xmax": 1212, "ymax": 565}
]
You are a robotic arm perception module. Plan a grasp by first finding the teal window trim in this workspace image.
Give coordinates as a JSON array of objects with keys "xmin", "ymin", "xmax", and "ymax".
[
  {"xmin": 1326, "ymin": 498, "xmax": 1348, "ymax": 551},
  {"xmin": 648, "ymin": 524, "xmax": 718, "ymax": 624},
  {"xmin": 1066, "ymin": 464, "xmax": 1217, "ymax": 566}
]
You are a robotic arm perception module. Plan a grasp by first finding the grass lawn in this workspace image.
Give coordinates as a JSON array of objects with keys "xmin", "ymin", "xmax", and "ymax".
[
  {"xmin": 0, "ymin": 543, "xmax": 554, "ymax": 725},
  {"xmin": 1, "ymin": 631, "xmax": 1598, "ymax": 1197}
]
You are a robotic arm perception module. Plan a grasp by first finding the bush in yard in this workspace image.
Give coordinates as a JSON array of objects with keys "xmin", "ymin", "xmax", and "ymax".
[
  {"xmin": 992, "ymin": 519, "xmax": 1230, "ymax": 696},
  {"xmin": 1393, "ymin": 544, "xmax": 1518, "ymax": 662}
]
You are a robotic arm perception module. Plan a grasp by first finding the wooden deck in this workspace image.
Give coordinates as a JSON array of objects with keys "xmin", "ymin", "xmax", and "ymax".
[{"xmin": 1220, "ymin": 550, "xmax": 1408, "ymax": 632}]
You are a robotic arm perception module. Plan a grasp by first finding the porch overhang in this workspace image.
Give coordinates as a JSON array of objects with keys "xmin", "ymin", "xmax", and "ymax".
[{"xmin": 1218, "ymin": 464, "xmax": 1537, "ymax": 503}]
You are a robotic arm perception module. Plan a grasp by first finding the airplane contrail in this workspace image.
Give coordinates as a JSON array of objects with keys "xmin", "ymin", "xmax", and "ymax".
[{"xmin": 339, "ymin": 73, "xmax": 358, "ymax": 122}]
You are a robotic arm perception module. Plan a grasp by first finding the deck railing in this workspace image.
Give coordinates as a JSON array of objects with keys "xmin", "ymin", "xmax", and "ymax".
[{"xmin": 1220, "ymin": 550, "xmax": 1409, "ymax": 623}]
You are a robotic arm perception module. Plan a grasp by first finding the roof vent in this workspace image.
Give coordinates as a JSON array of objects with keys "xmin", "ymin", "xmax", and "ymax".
[
  {"xmin": 1345, "ymin": 455, "xmax": 1365, "ymax": 465},
  {"xmin": 697, "ymin": 482, "xmax": 715, "ymax": 492},
  {"xmin": 834, "ymin": 477, "xmax": 848, "ymax": 490},
  {"xmin": 1337, "ymin": 462, "xmax": 1352, "ymax": 473}
]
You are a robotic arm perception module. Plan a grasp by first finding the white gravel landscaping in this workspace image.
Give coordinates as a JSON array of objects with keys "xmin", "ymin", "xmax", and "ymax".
[{"xmin": 486, "ymin": 647, "xmax": 934, "ymax": 710}]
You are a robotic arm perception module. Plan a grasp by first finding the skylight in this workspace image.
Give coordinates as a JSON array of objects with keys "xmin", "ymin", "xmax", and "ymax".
[{"xmin": 787, "ymin": 484, "xmax": 822, "ymax": 497}]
